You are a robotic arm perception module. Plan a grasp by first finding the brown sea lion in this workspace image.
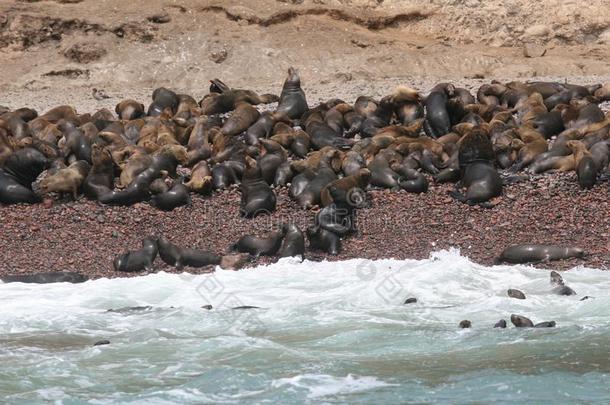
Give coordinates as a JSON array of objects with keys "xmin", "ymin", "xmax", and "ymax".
[
  {"xmin": 115, "ymin": 99, "xmax": 145, "ymax": 121},
  {"xmin": 567, "ymin": 140, "xmax": 597, "ymax": 189},
  {"xmin": 509, "ymin": 126, "xmax": 548, "ymax": 172},
  {"xmin": 320, "ymin": 168, "xmax": 371, "ymax": 207},
  {"xmin": 83, "ymin": 144, "xmax": 114, "ymax": 199},
  {"xmin": 185, "ymin": 160, "xmax": 213, "ymax": 194},
  {"xmin": 39, "ymin": 160, "xmax": 90, "ymax": 199},
  {"xmin": 221, "ymin": 102, "xmax": 260, "ymax": 136}
]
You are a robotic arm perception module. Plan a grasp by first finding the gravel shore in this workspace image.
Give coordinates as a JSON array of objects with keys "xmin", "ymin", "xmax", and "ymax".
[{"xmin": 1, "ymin": 170, "xmax": 608, "ymax": 279}]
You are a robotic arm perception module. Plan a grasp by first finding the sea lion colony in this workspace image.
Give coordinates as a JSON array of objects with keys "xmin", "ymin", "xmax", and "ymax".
[{"xmin": 1, "ymin": 68, "xmax": 608, "ymax": 271}]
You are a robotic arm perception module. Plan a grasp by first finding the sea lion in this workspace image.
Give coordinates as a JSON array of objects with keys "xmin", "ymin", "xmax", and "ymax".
[
  {"xmin": 200, "ymin": 89, "xmax": 278, "ymax": 115},
  {"xmin": 0, "ymin": 272, "xmax": 87, "ymax": 284},
  {"xmin": 320, "ymin": 168, "xmax": 370, "ymax": 207},
  {"xmin": 151, "ymin": 183, "xmax": 190, "ymax": 211},
  {"xmin": 39, "ymin": 160, "xmax": 91, "ymax": 199},
  {"xmin": 240, "ymin": 158, "xmax": 276, "ymax": 217},
  {"xmin": 392, "ymin": 165, "xmax": 429, "ymax": 193},
  {"xmin": 404, "ymin": 298, "xmax": 417, "ymax": 304},
  {"xmin": 83, "ymin": 144, "xmax": 114, "ymax": 199},
  {"xmin": 4, "ymin": 147, "xmax": 50, "ymax": 187},
  {"xmin": 278, "ymin": 224, "xmax": 306, "ymax": 258},
  {"xmin": 274, "ymin": 161, "xmax": 294, "ymax": 187},
  {"xmin": 307, "ymin": 225, "xmax": 341, "ymax": 255},
  {"xmin": 99, "ymin": 167, "xmax": 160, "ymax": 205},
  {"xmin": 113, "ymin": 237, "xmax": 159, "ymax": 272},
  {"xmin": 494, "ymin": 320, "xmax": 507, "ymax": 328},
  {"xmin": 277, "ymin": 67, "xmax": 308, "ymax": 119},
  {"xmin": 231, "ymin": 228, "xmax": 286, "ymax": 257},
  {"xmin": 534, "ymin": 321, "xmax": 556, "ymax": 328},
  {"xmin": 158, "ymin": 237, "xmax": 221, "ymax": 269},
  {"xmin": 510, "ymin": 314, "xmax": 534, "ymax": 327},
  {"xmin": 174, "ymin": 94, "xmax": 199, "ymax": 125},
  {"xmin": 459, "ymin": 320, "xmax": 472, "ymax": 329},
  {"xmin": 368, "ymin": 153, "xmax": 402, "ymax": 189},
  {"xmin": 567, "ymin": 140, "xmax": 597, "ymax": 189},
  {"xmin": 212, "ymin": 163, "xmax": 238, "ymax": 190},
  {"xmin": 185, "ymin": 160, "xmax": 213, "ymax": 194},
  {"xmin": 496, "ymin": 244, "xmax": 585, "ymax": 264},
  {"xmin": 0, "ymin": 169, "xmax": 40, "ymax": 204},
  {"xmin": 424, "ymin": 83, "xmax": 453, "ymax": 138},
  {"xmin": 221, "ymin": 102, "xmax": 260, "ymax": 136},
  {"xmin": 116, "ymin": 99, "xmax": 145, "ymax": 120},
  {"xmin": 294, "ymin": 166, "xmax": 337, "ymax": 209},
  {"xmin": 508, "ymin": 126, "xmax": 548, "ymax": 172},
  {"xmin": 341, "ymin": 151, "xmax": 366, "ymax": 177},
  {"xmin": 315, "ymin": 203, "xmax": 354, "ymax": 236},
  {"xmin": 148, "ymin": 87, "xmax": 179, "ymax": 116},
  {"xmin": 507, "ymin": 289, "xmax": 526, "ymax": 299}
]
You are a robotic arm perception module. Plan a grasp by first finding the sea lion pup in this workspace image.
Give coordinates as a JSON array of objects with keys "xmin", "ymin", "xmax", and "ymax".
[
  {"xmin": 277, "ymin": 67, "xmax": 309, "ymax": 119},
  {"xmin": 0, "ymin": 168, "xmax": 41, "ymax": 204},
  {"xmin": 495, "ymin": 244, "xmax": 585, "ymax": 264},
  {"xmin": 246, "ymin": 111, "xmax": 291, "ymax": 145},
  {"xmin": 231, "ymin": 227, "xmax": 286, "ymax": 257},
  {"xmin": 450, "ymin": 127, "xmax": 502, "ymax": 206},
  {"xmin": 173, "ymin": 94, "xmax": 199, "ymax": 126},
  {"xmin": 83, "ymin": 144, "xmax": 114, "ymax": 199},
  {"xmin": 307, "ymin": 225, "xmax": 341, "ymax": 255},
  {"xmin": 114, "ymin": 237, "xmax": 159, "ymax": 273},
  {"xmin": 221, "ymin": 101, "xmax": 260, "ymax": 136},
  {"xmin": 566, "ymin": 140, "xmax": 597, "ymax": 189},
  {"xmin": 423, "ymin": 83, "xmax": 454, "ymax": 139},
  {"xmin": 278, "ymin": 224, "xmax": 306, "ymax": 258},
  {"xmin": 320, "ymin": 168, "xmax": 371, "ymax": 207},
  {"xmin": 158, "ymin": 237, "xmax": 221, "ymax": 270},
  {"xmin": 3, "ymin": 147, "xmax": 50, "ymax": 186},
  {"xmin": 39, "ymin": 160, "xmax": 90, "ymax": 200},
  {"xmin": 0, "ymin": 272, "xmax": 87, "ymax": 284},
  {"xmin": 508, "ymin": 126, "xmax": 548, "ymax": 172},
  {"xmin": 115, "ymin": 99, "xmax": 145, "ymax": 120},
  {"xmin": 185, "ymin": 160, "xmax": 213, "ymax": 194},
  {"xmin": 151, "ymin": 183, "xmax": 190, "ymax": 211},
  {"xmin": 240, "ymin": 157, "xmax": 276, "ymax": 218},
  {"xmin": 148, "ymin": 87, "xmax": 180, "ymax": 116},
  {"xmin": 291, "ymin": 146, "xmax": 342, "ymax": 173}
]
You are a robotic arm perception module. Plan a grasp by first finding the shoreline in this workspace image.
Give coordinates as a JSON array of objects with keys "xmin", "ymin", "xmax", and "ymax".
[{"xmin": 1, "ymin": 172, "xmax": 608, "ymax": 280}]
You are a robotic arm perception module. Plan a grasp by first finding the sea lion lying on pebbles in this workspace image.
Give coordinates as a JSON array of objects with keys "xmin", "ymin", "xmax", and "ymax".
[
  {"xmin": 114, "ymin": 237, "xmax": 159, "ymax": 272},
  {"xmin": 496, "ymin": 244, "xmax": 585, "ymax": 264},
  {"xmin": 231, "ymin": 228, "xmax": 286, "ymax": 257},
  {"xmin": 158, "ymin": 236, "xmax": 221, "ymax": 270}
]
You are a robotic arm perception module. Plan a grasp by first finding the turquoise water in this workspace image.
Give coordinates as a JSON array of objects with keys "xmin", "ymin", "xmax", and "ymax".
[{"xmin": 1, "ymin": 250, "xmax": 609, "ymax": 404}]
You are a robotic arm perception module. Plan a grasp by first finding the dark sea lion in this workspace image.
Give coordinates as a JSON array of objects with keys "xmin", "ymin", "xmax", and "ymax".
[
  {"xmin": 307, "ymin": 225, "xmax": 341, "ymax": 255},
  {"xmin": 113, "ymin": 237, "xmax": 159, "ymax": 272},
  {"xmin": 278, "ymin": 224, "xmax": 305, "ymax": 258},
  {"xmin": 507, "ymin": 289, "xmax": 526, "ymax": 299},
  {"xmin": 459, "ymin": 320, "xmax": 472, "ymax": 329},
  {"xmin": 274, "ymin": 161, "xmax": 294, "ymax": 187},
  {"xmin": 4, "ymin": 147, "xmax": 49, "ymax": 186},
  {"xmin": 393, "ymin": 165, "xmax": 429, "ymax": 193},
  {"xmin": 83, "ymin": 144, "xmax": 114, "ymax": 199},
  {"xmin": 39, "ymin": 160, "xmax": 90, "ymax": 199},
  {"xmin": 158, "ymin": 237, "xmax": 221, "ymax": 269},
  {"xmin": 212, "ymin": 163, "xmax": 238, "ymax": 190},
  {"xmin": 510, "ymin": 314, "xmax": 534, "ymax": 327},
  {"xmin": 315, "ymin": 204, "xmax": 353, "ymax": 236},
  {"xmin": 550, "ymin": 270, "xmax": 564, "ymax": 286},
  {"xmin": 291, "ymin": 129, "xmax": 311, "ymax": 158},
  {"xmin": 449, "ymin": 161, "xmax": 501, "ymax": 206},
  {"xmin": 116, "ymin": 99, "xmax": 145, "ymax": 120},
  {"xmin": 424, "ymin": 83, "xmax": 453, "ymax": 138},
  {"xmin": 174, "ymin": 94, "xmax": 199, "ymax": 125},
  {"xmin": 566, "ymin": 140, "xmax": 597, "ymax": 189},
  {"xmin": 151, "ymin": 183, "xmax": 190, "ymax": 211},
  {"xmin": 0, "ymin": 169, "xmax": 41, "ymax": 204},
  {"xmin": 289, "ymin": 168, "xmax": 316, "ymax": 199},
  {"xmin": 221, "ymin": 102, "xmax": 260, "ymax": 136},
  {"xmin": 404, "ymin": 298, "xmax": 418, "ymax": 304},
  {"xmin": 99, "ymin": 167, "xmax": 160, "ymax": 205},
  {"xmin": 494, "ymin": 319, "xmax": 507, "ymax": 328},
  {"xmin": 496, "ymin": 244, "xmax": 585, "ymax": 264},
  {"xmin": 231, "ymin": 228, "xmax": 286, "ymax": 257},
  {"xmin": 240, "ymin": 158, "xmax": 276, "ymax": 217},
  {"xmin": 342, "ymin": 151, "xmax": 366, "ymax": 177},
  {"xmin": 1, "ymin": 272, "xmax": 87, "ymax": 284},
  {"xmin": 295, "ymin": 167, "xmax": 337, "ymax": 209},
  {"xmin": 306, "ymin": 118, "xmax": 353, "ymax": 150},
  {"xmin": 368, "ymin": 154, "xmax": 401, "ymax": 189},
  {"xmin": 148, "ymin": 87, "xmax": 180, "ymax": 116},
  {"xmin": 277, "ymin": 67, "xmax": 308, "ymax": 119}
]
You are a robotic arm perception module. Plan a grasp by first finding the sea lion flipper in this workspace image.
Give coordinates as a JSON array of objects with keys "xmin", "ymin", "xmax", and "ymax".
[{"xmin": 448, "ymin": 189, "xmax": 466, "ymax": 202}]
